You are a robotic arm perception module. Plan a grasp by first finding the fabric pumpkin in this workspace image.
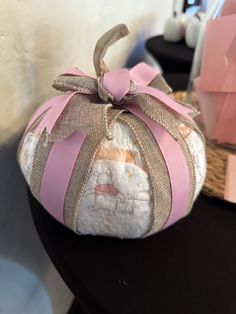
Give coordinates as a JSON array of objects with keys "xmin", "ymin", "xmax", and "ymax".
[
  {"xmin": 18, "ymin": 24, "xmax": 206, "ymax": 239},
  {"xmin": 163, "ymin": 13, "xmax": 189, "ymax": 43},
  {"xmin": 185, "ymin": 14, "xmax": 202, "ymax": 49}
]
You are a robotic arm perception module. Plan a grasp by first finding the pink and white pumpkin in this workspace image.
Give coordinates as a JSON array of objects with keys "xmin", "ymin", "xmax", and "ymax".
[{"xmin": 18, "ymin": 24, "xmax": 206, "ymax": 239}]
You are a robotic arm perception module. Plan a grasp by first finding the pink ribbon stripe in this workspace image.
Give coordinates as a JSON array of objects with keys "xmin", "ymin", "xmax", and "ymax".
[{"xmin": 40, "ymin": 132, "xmax": 86, "ymax": 224}]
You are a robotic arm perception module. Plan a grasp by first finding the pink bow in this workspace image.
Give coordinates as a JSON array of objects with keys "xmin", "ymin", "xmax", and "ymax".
[{"xmin": 29, "ymin": 62, "xmax": 193, "ymax": 137}]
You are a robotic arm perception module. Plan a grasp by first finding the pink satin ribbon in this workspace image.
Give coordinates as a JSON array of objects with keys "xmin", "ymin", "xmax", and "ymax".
[
  {"xmin": 34, "ymin": 92, "xmax": 79, "ymax": 135},
  {"xmin": 27, "ymin": 62, "xmax": 191, "ymax": 227},
  {"xmin": 40, "ymin": 132, "xmax": 86, "ymax": 224}
]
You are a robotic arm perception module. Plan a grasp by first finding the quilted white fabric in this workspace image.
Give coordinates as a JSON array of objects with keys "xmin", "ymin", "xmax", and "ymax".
[{"xmin": 19, "ymin": 119, "xmax": 206, "ymax": 238}]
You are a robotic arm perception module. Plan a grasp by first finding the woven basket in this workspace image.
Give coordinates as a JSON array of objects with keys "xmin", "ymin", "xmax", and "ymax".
[{"xmin": 173, "ymin": 91, "xmax": 236, "ymax": 202}]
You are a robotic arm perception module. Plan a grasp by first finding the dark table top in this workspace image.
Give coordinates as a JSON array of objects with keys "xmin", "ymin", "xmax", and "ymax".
[
  {"xmin": 146, "ymin": 35, "xmax": 194, "ymax": 73},
  {"xmin": 163, "ymin": 73, "xmax": 189, "ymax": 91},
  {"xmin": 29, "ymin": 190, "xmax": 236, "ymax": 314}
]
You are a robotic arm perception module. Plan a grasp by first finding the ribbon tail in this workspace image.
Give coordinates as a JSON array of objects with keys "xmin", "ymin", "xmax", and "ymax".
[
  {"xmin": 34, "ymin": 92, "xmax": 78, "ymax": 136},
  {"xmin": 60, "ymin": 67, "xmax": 93, "ymax": 77},
  {"xmin": 25, "ymin": 96, "xmax": 60, "ymax": 134},
  {"xmin": 133, "ymin": 85, "xmax": 193, "ymax": 119},
  {"xmin": 53, "ymin": 75, "xmax": 97, "ymax": 94},
  {"xmin": 129, "ymin": 63, "xmax": 172, "ymax": 94},
  {"xmin": 129, "ymin": 62, "xmax": 159, "ymax": 86},
  {"xmin": 123, "ymin": 97, "xmax": 180, "ymax": 140},
  {"xmin": 124, "ymin": 93, "xmax": 199, "ymax": 141}
]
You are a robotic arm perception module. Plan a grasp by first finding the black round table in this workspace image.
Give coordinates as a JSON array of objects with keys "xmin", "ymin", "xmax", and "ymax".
[
  {"xmin": 29, "ymin": 189, "xmax": 236, "ymax": 314},
  {"xmin": 146, "ymin": 35, "xmax": 194, "ymax": 74}
]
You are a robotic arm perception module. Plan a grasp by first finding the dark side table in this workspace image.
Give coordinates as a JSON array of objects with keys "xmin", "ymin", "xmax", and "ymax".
[
  {"xmin": 146, "ymin": 35, "xmax": 195, "ymax": 91},
  {"xmin": 29, "ymin": 189, "xmax": 236, "ymax": 314},
  {"xmin": 146, "ymin": 35, "xmax": 194, "ymax": 74}
]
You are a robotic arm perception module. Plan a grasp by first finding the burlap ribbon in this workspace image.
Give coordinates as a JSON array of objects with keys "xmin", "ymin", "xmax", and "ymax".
[{"xmin": 28, "ymin": 24, "xmax": 198, "ymax": 143}]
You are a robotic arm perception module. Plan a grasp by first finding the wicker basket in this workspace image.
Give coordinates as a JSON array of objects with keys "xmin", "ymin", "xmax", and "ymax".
[{"xmin": 173, "ymin": 91, "xmax": 236, "ymax": 202}]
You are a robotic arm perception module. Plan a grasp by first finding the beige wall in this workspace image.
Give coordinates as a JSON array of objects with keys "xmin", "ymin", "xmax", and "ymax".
[{"xmin": 0, "ymin": 0, "xmax": 174, "ymax": 144}]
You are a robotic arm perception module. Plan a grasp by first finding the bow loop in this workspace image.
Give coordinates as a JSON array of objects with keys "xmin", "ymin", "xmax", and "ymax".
[{"xmin": 102, "ymin": 69, "xmax": 131, "ymax": 103}]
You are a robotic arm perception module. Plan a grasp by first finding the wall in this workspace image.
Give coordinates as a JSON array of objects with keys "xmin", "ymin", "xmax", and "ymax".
[{"xmin": 0, "ymin": 0, "xmax": 174, "ymax": 144}]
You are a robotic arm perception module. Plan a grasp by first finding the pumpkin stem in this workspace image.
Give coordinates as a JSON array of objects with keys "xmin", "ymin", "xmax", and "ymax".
[{"xmin": 93, "ymin": 24, "xmax": 129, "ymax": 77}]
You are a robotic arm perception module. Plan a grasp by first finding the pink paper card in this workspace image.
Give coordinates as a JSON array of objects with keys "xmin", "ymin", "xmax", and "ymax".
[
  {"xmin": 199, "ymin": 14, "xmax": 236, "ymax": 93},
  {"xmin": 224, "ymin": 154, "xmax": 236, "ymax": 203},
  {"xmin": 194, "ymin": 78, "xmax": 217, "ymax": 138},
  {"xmin": 226, "ymin": 34, "xmax": 236, "ymax": 60},
  {"xmin": 212, "ymin": 93, "xmax": 236, "ymax": 144},
  {"xmin": 221, "ymin": 0, "xmax": 236, "ymax": 16},
  {"xmin": 195, "ymin": 78, "xmax": 236, "ymax": 144}
]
